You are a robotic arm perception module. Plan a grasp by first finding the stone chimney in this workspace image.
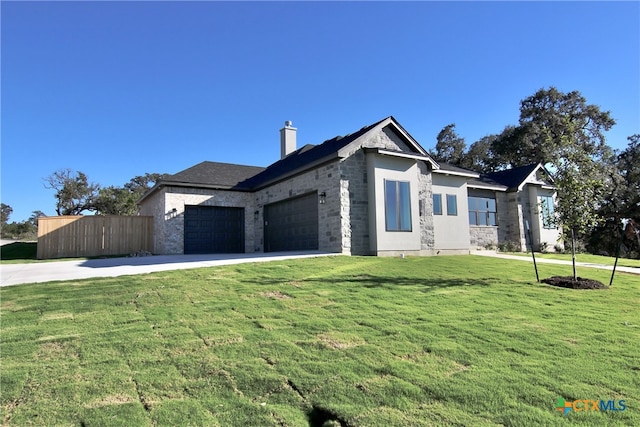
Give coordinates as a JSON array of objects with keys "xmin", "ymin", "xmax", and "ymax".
[{"xmin": 280, "ymin": 120, "xmax": 297, "ymax": 159}]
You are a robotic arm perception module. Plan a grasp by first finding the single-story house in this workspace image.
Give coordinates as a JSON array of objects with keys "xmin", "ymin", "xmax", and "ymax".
[{"xmin": 138, "ymin": 116, "xmax": 561, "ymax": 255}]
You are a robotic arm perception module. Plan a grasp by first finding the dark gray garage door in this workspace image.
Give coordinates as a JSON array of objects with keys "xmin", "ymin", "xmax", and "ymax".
[
  {"xmin": 184, "ymin": 206, "xmax": 244, "ymax": 254},
  {"xmin": 264, "ymin": 192, "xmax": 318, "ymax": 252}
]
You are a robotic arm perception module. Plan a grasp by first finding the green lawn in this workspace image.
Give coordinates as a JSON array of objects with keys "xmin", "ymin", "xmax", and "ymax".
[
  {"xmin": 503, "ymin": 251, "xmax": 640, "ymax": 269},
  {"xmin": 1, "ymin": 256, "xmax": 638, "ymax": 426}
]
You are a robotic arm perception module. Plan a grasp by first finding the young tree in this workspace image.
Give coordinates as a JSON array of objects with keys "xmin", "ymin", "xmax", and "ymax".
[
  {"xmin": 431, "ymin": 124, "xmax": 466, "ymax": 166},
  {"xmin": 1, "ymin": 203, "xmax": 12, "ymax": 226},
  {"xmin": 492, "ymin": 88, "xmax": 616, "ymax": 279},
  {"xmin": 44, "ymin": 169, "xmax": 100, "ymax": 215}
]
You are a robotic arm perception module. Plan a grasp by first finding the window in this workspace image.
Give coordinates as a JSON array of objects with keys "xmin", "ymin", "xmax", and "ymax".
[
  {"xmin": 446, "ymin": 194, "xmax": 457, "ymax": 216},
  {"xmin": 433, "ymin": 194, "xmax": 442, "ymax": 215},
  {"xmin": 385, "ymin": 180, "xmax": 412, "ymax": 231},
  {"xmin": 468, "ymin": 196, "xmax": 497, "ymax": 226},
  {"xmin": 540, "ymin": 195, "xmax": 556, "ymax": 229}
]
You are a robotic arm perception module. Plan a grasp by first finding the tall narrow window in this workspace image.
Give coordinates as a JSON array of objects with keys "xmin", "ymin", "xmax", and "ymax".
[
  {"xmin": 446, "ymin": 194, "xmax": 457, "ymax": 216},
  {"xmin": 540, "ymin": 195, "xmax": 556, "ymax": 229},
  {"xmin": 433, "ymin": 194, "xmax": 442, "ymax": 215},
  {"xmin": 385, "ymin": 180, "xmax": 412, "ymax": 231}
]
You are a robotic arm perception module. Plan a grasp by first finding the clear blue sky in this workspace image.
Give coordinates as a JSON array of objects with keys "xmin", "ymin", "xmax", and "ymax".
[{"xmin": 2, "ymin": 1, "xmax": 639, "ymax": 222}]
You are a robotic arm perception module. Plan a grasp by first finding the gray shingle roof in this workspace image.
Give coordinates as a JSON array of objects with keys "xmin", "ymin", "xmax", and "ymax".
[
  {"xmin": 141, "ymin": 116, "xmax": 430, "ymax": 203},
  {"xmin": 241, "ymin": 118, "xmax": 388, "ymax": 189},
  {"xmin": 163, "ymin": 161, "xmax": 266, "ymax": 190},
  {"xmin": 482, "ymin": 164, "xmax": 540, "ymax": 190}
]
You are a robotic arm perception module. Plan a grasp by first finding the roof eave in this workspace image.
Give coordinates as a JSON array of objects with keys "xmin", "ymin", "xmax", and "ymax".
[
  {"xmin": 249, "ymin": 153, "xmax": 341, "ymax": 190},
  {"xmin": 433, "ymin": 168, "xmax": 480, "ymax": 179},
  {"xmin": 467, "ymin": 182, "xmax": 508, "ymax": 191}
]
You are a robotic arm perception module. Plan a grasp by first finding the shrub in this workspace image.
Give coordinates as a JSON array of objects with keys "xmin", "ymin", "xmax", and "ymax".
[{"xmin": 498, "ymin": 240, "xmax": 520, "ymax": 252}]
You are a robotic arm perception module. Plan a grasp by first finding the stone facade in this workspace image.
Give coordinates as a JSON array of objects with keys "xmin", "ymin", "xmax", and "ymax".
[
  {"xmin": 469, "ymin": 226, "xmax": 499, "ymax": 250},
  {"xmin": 254, "ymin": 161, "xmax": 342, "ymax": 253},
  {"xmin": 139, "ymin": 119, "xmax": 555, "ymax": 257},
  {"xmin": 139, "ymin": 186, "xmax": 255, "ymax": 254}
]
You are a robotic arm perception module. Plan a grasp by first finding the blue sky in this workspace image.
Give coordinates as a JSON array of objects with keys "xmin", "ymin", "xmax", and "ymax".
[{"xmin": 2, "ymin": 1, "xmax": 639, "ymax": 222}]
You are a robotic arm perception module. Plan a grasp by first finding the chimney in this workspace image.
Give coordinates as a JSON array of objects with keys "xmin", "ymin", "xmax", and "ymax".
[{"xmin": 280, "ymin": 120, "xmax": 297, "ymax": 159}]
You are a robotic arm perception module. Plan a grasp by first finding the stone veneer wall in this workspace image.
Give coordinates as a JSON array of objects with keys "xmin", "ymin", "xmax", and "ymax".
[
  {"xmin": 469, "ymin": 226, "xmax": 499, "ymax": 249},
  {"xmin": 154, "ymin": 187, "xmax": 255, "ymax": 254},
  {"xmin": 417, "ymin": 162, "xmax": 435, "ymax": 254},
  {"xmin": 138, "ymin": 187, "xmax": 166, "ymax": 254},
  {"xmin": 140, "ymin": 125, "xmax": 439, "ymax": 255},
  {"xmin": 337, "ymin": 150, "xmax": 369, "ymax": 255},
  {"xmin": 253, "ymin": 161, "xmax": 343, "ymax": 253}
]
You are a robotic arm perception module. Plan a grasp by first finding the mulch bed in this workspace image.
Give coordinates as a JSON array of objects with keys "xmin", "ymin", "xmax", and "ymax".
[{"xmin": 541, "ymin": 276, "xmax": 608, "ymax": 290}]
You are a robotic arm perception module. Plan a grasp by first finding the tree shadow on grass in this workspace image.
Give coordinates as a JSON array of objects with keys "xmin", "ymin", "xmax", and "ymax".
[
  {"xmin": 246, "ymin": 274, "xmax": 494, "ymax": 293},
  {"xmin": 0, "ymin": 242, "xmax": 37, "ymax": 261}
]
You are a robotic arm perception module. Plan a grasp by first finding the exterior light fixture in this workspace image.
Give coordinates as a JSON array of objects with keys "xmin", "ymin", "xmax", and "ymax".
[{"xmin": 319, "ymin": 192, "xmax": 326, "ymax": 204}]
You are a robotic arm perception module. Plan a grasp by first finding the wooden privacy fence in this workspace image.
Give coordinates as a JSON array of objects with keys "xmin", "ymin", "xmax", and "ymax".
[{"xmin": 37, "ymin": 216, "xmax": 153, "ymax": 259}]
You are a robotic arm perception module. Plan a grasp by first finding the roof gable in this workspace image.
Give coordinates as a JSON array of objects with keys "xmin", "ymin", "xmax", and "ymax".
[
  {"xmin": 483, "ymin": 163, "xmax": 554, "ymax": 191},
  {"xmin": 140, "ymin": 116, "xmax": 437, "ymax": 202},
  {"xmin": 242, "ymin": 116, "xmax": 436, "ymax": 189}
]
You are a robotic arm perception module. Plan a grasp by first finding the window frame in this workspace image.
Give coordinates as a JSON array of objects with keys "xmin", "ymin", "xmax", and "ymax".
[
  {"xmin": 468, "ymin": 196, "xmax": 497, "ymax": 226},
  {"xmin": 433, "ymin": 193, "xmax": 443, "ymax": 215},
  {"xmin": 540, "ymin": 195, "xmax": 556, "ymax": 229},
  {"xmin": 384, "ymin": 179, "xmax": 412, "ymax": 232},
  {"xmin": 446, "ymin": 194, "xmax": 458, "ymax": 216}
]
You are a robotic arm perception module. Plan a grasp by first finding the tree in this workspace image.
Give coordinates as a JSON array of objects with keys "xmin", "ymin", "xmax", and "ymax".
[
  {"xmin": 492, "ymin": 87, "xmax": 615, "ymax": 169},
  {"xmin": 44, "ymin": 169, "xmax": 100, "ymax": 215},
  {"xmin": 124, "ymin": 173, "xmax": 165, "ymax": 196},
  {"xmin": 461, "ymin": 134, "xmax": 501, "ymax": 172},
  {"xmin": 94, "ymin": 186, "xmax": 139, "ymax": 215},
  {"xmin": 492, "ymin": 87, "xmax": 616, "ymax": 278},
  {"xmin": 1, "ymin": 203, "xmax": 12, "ymax": 226},
  {"xmin": 590, "ymin": 134, "xmax": 640, "ymax": 258},
  {"xmin": 94, "ymin": 173, "xmax": 165, "ymax": 215},
  {"xmin": 28, "ymin": 210, "xmax": 47, "ymax": 228},
  {"xmin": 431, "ymin": 124, "xmax": 466, "ymax": 166}
]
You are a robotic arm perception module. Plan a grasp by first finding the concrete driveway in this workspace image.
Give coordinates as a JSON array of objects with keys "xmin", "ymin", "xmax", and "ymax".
[{"xmin": 0, "ymin": 251, "xmax": 337, "ymax": 287}]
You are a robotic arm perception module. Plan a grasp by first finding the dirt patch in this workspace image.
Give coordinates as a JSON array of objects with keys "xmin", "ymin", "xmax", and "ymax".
[
  {"xmin": 260, "ymin": 291, "xmax": 291, "ymax": 300},
  {"xmin": 317, "ymin": 332, "xmax": 364, "ymax": 350},
  {"xmin": 542, "ymin": 276, "xmax": 608, "ymax": 290},
  {"xmin": 86, "ymin": 394, "xmax": 136, "ymax": 408}
]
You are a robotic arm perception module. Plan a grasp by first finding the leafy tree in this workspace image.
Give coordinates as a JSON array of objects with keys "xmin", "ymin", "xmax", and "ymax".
[
  {"xmin": 1, "ymin": 203, "xmax": 12, "ymax": 226},
  {"xmin": 590, "ymin": 135, "xmax": 640, "ymax": 258},
  {"xmin": 431, "ymin": 124, "xmax": 466, "ymax": 166},
  {"xmin": 492, "ymin": 87, "xmax": 616, "ymax": 278},
  {"xmin": 94, "ymin": 173, "xmax": 165, "ymax": 215},
  {"xmin": 124, "ymin": 173, "xmax": 165, "ymax": 196},
  {"xmin": 44, "ymin": 169, "xmax": 100, "ymax": 216},
  {"xmin": 492, "ymin": 87, "xmax": 615, "ymax": 168},
  {"xmin": 461, "ymin": 134, "xmax": 501, "ymax": 172},
  {"xmin": 95, "ymin": 186, "xmax": 139, "ymax": 215},
  {"xmin": 28, "ymin": 210, "xmax": 47, "ymax": 228}
]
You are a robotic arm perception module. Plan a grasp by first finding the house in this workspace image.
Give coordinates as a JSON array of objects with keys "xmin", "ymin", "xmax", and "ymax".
[
  {"xmin": 138, "ymin": 116, "xmax": 561, "ymax": 256},
  {"xmin": 471, "ymin": 164, "xmax": 562, "ymax": 252}
]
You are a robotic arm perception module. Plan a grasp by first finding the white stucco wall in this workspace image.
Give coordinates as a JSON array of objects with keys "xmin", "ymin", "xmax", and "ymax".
[
  {"xmin": 528, "ymin": 186, "xmax": 562, "ymax": 251},
  {"xmin": 431, "ymin": 173, "xmax": 471, "ymax": 253},
  {"xmin": 366, "ymin": 153, "xmax": 422, "ymax": 255}
]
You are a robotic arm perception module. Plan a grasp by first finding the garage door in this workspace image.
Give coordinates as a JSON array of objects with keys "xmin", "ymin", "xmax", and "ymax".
[
  {"xmin": 184, "ymin": 206, "xmax": 244, "ymax": 254},
  {"xmin": 264, "ymin": 192, "xmax": 318, "ymax": 252}
]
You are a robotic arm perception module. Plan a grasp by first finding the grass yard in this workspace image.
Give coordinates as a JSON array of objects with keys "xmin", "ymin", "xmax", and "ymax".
[
  {"xmin": 1, "ymin": 256, "xmax": 638, "ymax": 426},
  {"xmin": 502, "ymin": 251, "xmax": 640, "ymax": 269}
]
